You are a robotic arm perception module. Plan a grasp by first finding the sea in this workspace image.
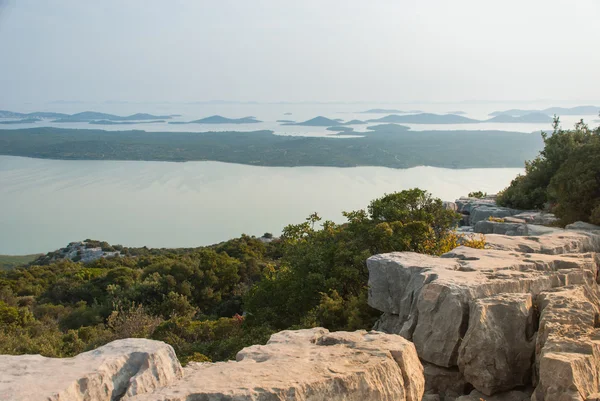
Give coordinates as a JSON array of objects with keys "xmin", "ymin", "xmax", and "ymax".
[{"xmin": 0, "ymin": 100, "xmax": 593, "ymax": 254}]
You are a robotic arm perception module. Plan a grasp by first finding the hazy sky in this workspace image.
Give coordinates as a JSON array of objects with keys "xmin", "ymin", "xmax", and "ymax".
[{"xmin": 1, "ymin": 0, "xmax": 599, "ymax": 104}]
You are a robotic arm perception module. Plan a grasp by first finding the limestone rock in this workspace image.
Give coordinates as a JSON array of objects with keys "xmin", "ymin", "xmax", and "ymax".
[
  {"xmin": 368, "ymin": 246, "xmax": 599, "ymax": 369},
  {"xmin": 473, "ymin": 220, "xmax": 528, "ymax": 236},
  {"xmin": 485, "ymin": 230, "xmax": 600, "ymax": 254},
  {"xmin": 474, "ymin": 220, "xmax": 561, "ymax": 236},
  {"xmin": 513, "ymin": 211, "xmax": 559, "ymax": 225},
  {"xmin": 458, "ymin": 293, "xmax": 535, "ymax": 395},
  {"xmin": 455, "ymin": 197, "xmax": 497, "ymax": 214},
  {"xmin": 469, "ymin": 205, "xmax": 520, "ymax": 225},
  {"xmin": 532, "ymin": 286, "xmax": 600, "ymax": 401},
  {"xmin": 443, "ymin": 201, "xmax": 458, "ymax": 212},
  {"xmin": 566, "ymin": 221, "xmax": 600, "ymax": 231},
  {"xmin": 0, "ymin": 338, "xmax": 183, "ymax": 401},
  {"xmin": 126, "ymin": 328, "xmax": 425, "ymax": 401}
]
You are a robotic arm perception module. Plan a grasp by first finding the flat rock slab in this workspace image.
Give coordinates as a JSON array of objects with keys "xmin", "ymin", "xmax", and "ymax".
[
  {"xmin": 474, "ymin": 220, "xmax": 561, "ymax": 236},
  {"xmin": 485, "ymin": 230, "xmax": 600, "ymax": 254},
  {"xmin": 126, "ymin": 328, "xmax": 425, "ymax": 401},
  {"xmin": 0, "ymin": 339, "xmax": 183, "ymax": 401}
]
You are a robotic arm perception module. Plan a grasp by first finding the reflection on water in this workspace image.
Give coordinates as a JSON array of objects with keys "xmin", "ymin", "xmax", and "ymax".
[{"xmin": 0, "ymin": 156, "xmax": 523, "ymax": 254}]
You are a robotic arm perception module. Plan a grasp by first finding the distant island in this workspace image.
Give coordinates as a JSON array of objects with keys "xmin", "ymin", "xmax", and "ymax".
[
  {"xmin": 0, "ymin": 110, "xmax": 175, "ymax": 123},
  {"xmin": 281, "ymin": 113, "xmax": 559, "ymax": 126},
  {"xmin": 282, "ymin": 116, "xmax": 341, "ymax": 126},
  {"xmin": 0, "ymin": 110, "xmax": 68, "ymax": 119},
  {"xmin": 0, "ymin": 126, "xmax": 543, "ymax": 169},
  {"xmin": 169, "ymin": 115, "xmax": 262, "ymax": 124},
  {"xmin": 326, "ymin": 126, "xmax": 354, "ymax": 133},
  {"xmin": 489, "ymin": 105, "xmax": 599, "ymax": 117},
  {"xmin": 367, "ymin": 113, "xmax": 480, "ymax": 124},
  {"xmin": 276, "ymin": 119, "xmax": 295, "ymax": 123},
  {"xmin": 447, "ymin": 111, "xmax": 467, "ymax": 115},
  {"xmin": 0, "ymin": 118, "xmax": 41, "ymax": 124},
  {"xmin": 486, "ymin": 113, "xmax": 554, "ymax": 123}
]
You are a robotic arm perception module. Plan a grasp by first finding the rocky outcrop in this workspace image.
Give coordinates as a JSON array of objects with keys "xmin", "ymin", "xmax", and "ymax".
[
  {"xmin": 0, "ymin": 338, "xmax": 183, "ymax": 401},
  {"xmin": 368, "ymin": 220, "xmax": 600, "ymax": 399},
  {"xmin": 126, "ymin": 328, "xmax": 424, "ymax": 401},
  {"xmin": 0, "ymin": 329, "xmax": 424, "ymax": 401}
]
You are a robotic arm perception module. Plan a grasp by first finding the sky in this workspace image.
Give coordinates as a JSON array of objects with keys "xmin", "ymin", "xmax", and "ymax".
[{"xmin": 0, "ymin": 0, "xmax": 599, "ymax": 104}]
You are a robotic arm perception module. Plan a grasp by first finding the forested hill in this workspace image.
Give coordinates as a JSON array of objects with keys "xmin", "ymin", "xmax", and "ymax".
[{"xmin": 0, "ymin": 127, "xmax": 543, "ymax": 169}]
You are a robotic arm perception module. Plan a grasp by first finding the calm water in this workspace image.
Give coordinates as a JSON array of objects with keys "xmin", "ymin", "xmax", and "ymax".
[{"xmin": 0, "ymin": 156, "xmax": 523, "ymax": 254}]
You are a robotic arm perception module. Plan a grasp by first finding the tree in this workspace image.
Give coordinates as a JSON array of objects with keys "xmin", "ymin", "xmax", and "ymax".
[{"xmin": 497, "ymin": 118, "xmax": 598, "ymax": 210}]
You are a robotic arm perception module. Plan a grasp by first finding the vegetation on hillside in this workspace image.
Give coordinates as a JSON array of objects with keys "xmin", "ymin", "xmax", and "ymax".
[
  {"xmin": 0, "ymin": 126, "xmax": 543, "ymax": 168},
  {"xmin": 497, "ymin": 118, "xmax": 600, "ymax": 225},
  {"xmin": 0, "ymin": 254, "xmax": 41, "ymax": 271},
  {"xmin": 0, "ymin": 189, "xmax": 463, "ymax": 362}
]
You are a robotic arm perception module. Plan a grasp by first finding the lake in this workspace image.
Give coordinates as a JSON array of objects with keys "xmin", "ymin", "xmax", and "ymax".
[{"xmin": 0, "ymin": 156, "xmax": 522, "ymax": 255}]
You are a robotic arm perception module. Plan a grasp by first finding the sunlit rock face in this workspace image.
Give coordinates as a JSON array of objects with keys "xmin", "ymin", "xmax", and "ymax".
[{"xmin": 369, "ymin": 217, "xmax": 600, "ymax": 400}]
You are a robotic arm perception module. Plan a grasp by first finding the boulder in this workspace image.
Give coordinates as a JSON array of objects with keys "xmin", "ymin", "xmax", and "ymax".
[
  {"xmin": 368, "ymin": 246, "xmax": 599, "ymax": 369},
  {"xmin": 126, "ymin": 328, "xmax": 425, "ymax": 401},
  {"xmin": 513, "ymin": 211, "xmax": 559, "ymax": 225},
  {"xmin": 0, "ymin": 339, "xmax": 183, "ymax": 401},
  {"xmin": 457, "ymin": 293, "xmax": 535, "ymax": 395},
  {"xmin": 469, "ymin": 205, "xmax": 521, "ymax": 225},
  {"xmin": 455, "ymin": 197, "xmax": 497, "ymax": 214},
  {"xmin": 473, "ymin": 220, "xmax": 528, "ymax": 236},
  {"xmin": 443, "ymin": 201, "xmax": 458, "ymax": 212},
  {"xmin": 567, "ymin": 221, "xmax": 600, "ymax": 231}
]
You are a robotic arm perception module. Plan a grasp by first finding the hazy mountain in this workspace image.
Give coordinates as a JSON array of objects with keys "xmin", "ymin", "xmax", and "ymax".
[
  {"xmin": 343, "ymin": 119, "xmax": 366, "ymax": 125},
  {"xmin": 447, "ymin": 111, "xmax": 467, "ymax": 115},
  {"xmin": 489, "ymin": 106, "xmax": 600, "ymax": 117},
  {"xmin": 486, "ymin": 113, "xmax": 553, "ymax": 123},
  {"xmin": 368, "ymin": 113, "xmax": 479, "ymax": 124}
]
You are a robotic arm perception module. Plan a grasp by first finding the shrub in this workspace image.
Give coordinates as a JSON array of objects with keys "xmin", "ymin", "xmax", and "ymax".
[
  {"xmin": 461, "ymin": 234, "xmax": 486, "ymax": 249},
  {"xmin": 468, "ymin": 191, "xmax": 486, "ymax": 199},
  {"xmin": 497, "ymin": 118, "xmax": 598, "ymax": 212}
]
